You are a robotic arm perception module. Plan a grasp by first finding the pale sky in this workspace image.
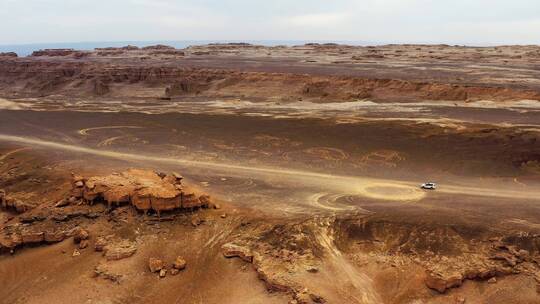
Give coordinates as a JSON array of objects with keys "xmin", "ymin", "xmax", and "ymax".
[{"xmin": 1, "ymin": 0, "xmax": 539, "ymax": 45}]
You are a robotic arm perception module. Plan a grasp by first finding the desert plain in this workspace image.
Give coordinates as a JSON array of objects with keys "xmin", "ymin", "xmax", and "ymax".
[{"xmin": 0, "ymin": 43, "xmax": 539, "ymax": 303}]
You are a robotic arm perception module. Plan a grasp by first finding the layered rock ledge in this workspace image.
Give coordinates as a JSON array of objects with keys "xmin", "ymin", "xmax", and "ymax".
[{"xmin": 72, "ymin": 169, "xmax": 210, "ymax": 216}]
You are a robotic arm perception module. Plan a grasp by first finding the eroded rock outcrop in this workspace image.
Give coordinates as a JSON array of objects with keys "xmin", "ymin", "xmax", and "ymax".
[
  {"xmin": 74, "ymin": 169, "xmax": 210, "ymax": 216},
  {"xmin": 142, "ymin": 45, "xmax": 175, "ymax": 50},
  {"xmin": 31, "ymin": 49, "xmax": 78, "ymax": 57},
  {"xmin": 423, "ymin": 239, "xmax": 539, "ymax": 293},
  {"xmin": 0, "ymin": 223, "xmax": 71, "ymax": 253},
  {"xmin": 164, "ymin": 77, "xmax": 210, "ymax": 96},
  {"xmin": 334, "ymin": 216, "xmax": 540, "ymax": 297},
  {"xmin": 0, "ymin": 189, "xmax": 37, "ymax": 213},
  {"xmin": 173, "ymin": 256, "xmax": 187, "ymax": 270},
  {"xmin": 2, "ymin": 51, "xmax": 539, "ymax": 101},
  {"xmin": 220, "ymin": 220, "xmax": 327, "ymax": 304},
  {"xmin": 148, "ymin": 257, "xmax": 165, "ymax": 272},
  {"xmin": 0, "ymin": 169, "xmax": 213, "ymax": 255},
  {"xmin": 103, "ymin": 239, "xmax": 137, "ymax": 261},
  {"xmin": 94, "ymin": 263, "xmax": 123, "ymax": 283},
  {"xmin": 222, "ymin": 243, "xmax": 254, "ymax": 262},
  {"xmin": 73, "ymin": 227, "xmax": 90, "ymax": 244},
  {"xmin": 147, "ymin": 256, "xmax": 187, "ymax": 277},
  {"xmin": 0, "ymin": 52, "xmax": 17, "ymax": 58}
]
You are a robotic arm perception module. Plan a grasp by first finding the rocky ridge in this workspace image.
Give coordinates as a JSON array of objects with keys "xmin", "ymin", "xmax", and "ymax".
[
  {"xmin": 0, "ymin": 169, "xmax": 212, "ymax": 253},
  {"xmin": 1, "ymin": 44, "xmax": 539, "ymax": 102}
]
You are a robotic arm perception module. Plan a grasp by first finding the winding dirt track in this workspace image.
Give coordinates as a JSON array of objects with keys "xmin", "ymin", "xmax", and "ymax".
[
  {"xmin": 77, "ymin": 126, "xmax": 143, "ymax": 135},
  {"xmin": 1, "ymin": 134, "xmax": 539, "ymax": 207},
  {"xmin": 0, "ymin": 147, "xmax": 31, "ymax": 161}
]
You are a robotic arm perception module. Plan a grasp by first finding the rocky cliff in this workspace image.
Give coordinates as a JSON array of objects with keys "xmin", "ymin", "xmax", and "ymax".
[{"xmin": 0, "ymin": 45, "xmax": 539, "ymax": 102}]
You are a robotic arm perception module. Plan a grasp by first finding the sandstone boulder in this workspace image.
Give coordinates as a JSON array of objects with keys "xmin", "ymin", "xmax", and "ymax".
[
  {"xmin": 79, "ymin": 239, "xmax": 89, "ymax": 249},
  {"xmin": 94, "ymin": 237, "xmax": 107, "ymax": 252},
  {"xmin": 173, "ymin": 256, "xmax": 187, "ymax": 270},
  {"xmin": 198, "ymin": 195, "xmax": 211, "ymax": 208},
  {"xmin": 425, "ymin": 271, "xmax": 463, "ymax": 293},
  {"xmin": 222, "ymin": 243, "xmax": 254, "ymax": 263},
  {"xmin": 73, "ymin": 227, "xmax": 89, "ymax": 243},
  {"xmin": 44, "ymin": 230, "xmax": 67, "ymax": 243},
  {"xmin": 294, "ymin": 291, "xmax": 311, "ymax": 304},
  {"xmin": 159, "ymin": 268, "xmax": 167, "ymax": 278},
  {"xmin": 103, "ymin": 240, "xmax": 137, "ymax": 260},
  {"xmin": 149, "ymin": 257, "xmax": 165, "ymax": 273}
]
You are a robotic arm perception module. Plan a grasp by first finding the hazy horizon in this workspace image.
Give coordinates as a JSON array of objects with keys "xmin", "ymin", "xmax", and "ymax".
[
  {"xmin": 1, "ymin": 0, "xmax": 539, "ymax": 46},
  {"xmin": 2, "ymin": 39, "xmax": 537, "ymax": 57}
]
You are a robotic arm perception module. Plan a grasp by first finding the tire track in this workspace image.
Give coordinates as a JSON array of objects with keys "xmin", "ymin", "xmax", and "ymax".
[
  {"xmin": 77, "ymin": 126, "xmax": 143, "ymax": 136},
  {"xmin": 0, "ymin": 134, "xmax": 539, "ymax": 203}
]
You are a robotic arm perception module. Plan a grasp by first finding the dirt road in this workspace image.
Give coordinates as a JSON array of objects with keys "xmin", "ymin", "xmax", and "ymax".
[{"xmin": 1, "ymin": 134, "xmax": 538, "ymax": 208}]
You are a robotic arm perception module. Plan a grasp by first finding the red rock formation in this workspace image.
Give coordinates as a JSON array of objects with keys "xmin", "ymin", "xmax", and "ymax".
[
  {"xmin": 79, "ymin": 169, "xmax": 208, "ymax": 216},
  {"xmin": 222, "ymin": 243, "xmax": 254, "ymax": 262},
  {"xmin": 142, "ymin": 44, "xmax": 175, "ymax": 50},
  {"xmin": 103, "ymin": 239, "xmax": 137, "ymax": 260},
  {"xmin": 0, "ymin": 191, "xmax": 36, "ymax": 213},
  {"xmin": 0, "ymin": 52, "xmax": 17, "ymax": 57},
  {"xmin": 1, "ymin": 54, "xmax": 539, "ymax": 101},
  {"xmin": 173, "ymin": 256, "xmax": 187, "ymax": 270},
  {"xmin": 0, "ymin": 225, "xmax": 70, "ymax": 253},
  {"xmin": 148, "ymin": 257, "xmax": 165, "ymax": 272},
  {"xmin": 121, "ymin": 45, "xmax": 139, "ymax": 51},
  {"xmin": 150, "ymin": 50, "xmax": 185, "ymax": 56},
  {"xmin": 31, "ymin": 49, "xmax": 77, "ymax": 57}
]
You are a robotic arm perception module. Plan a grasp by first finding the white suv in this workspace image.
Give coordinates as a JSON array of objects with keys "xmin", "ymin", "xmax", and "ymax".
[{"xmin": 420, "ymin": 182, "xmax": 437, "ymax": 190}]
